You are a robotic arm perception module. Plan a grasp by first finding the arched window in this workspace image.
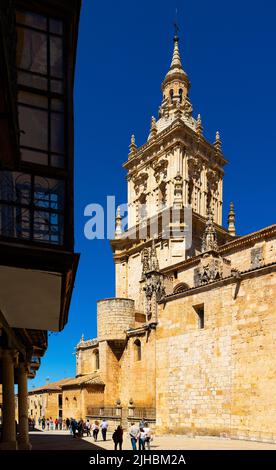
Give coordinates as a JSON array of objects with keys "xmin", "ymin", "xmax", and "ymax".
[
  {"xmin": 73, "ymin": 397, "xmax": 77, "ymax": 406},
  {"xmin": 179, "ymin": 88, "xmax": 183, "ymax": 103},
  {"xmin": 93, "ymin": 349, "xmax": 100, "ymax": 370},
  {"xmin": 173, "ymin": 282, "xmax": 189, "ymax": 294},
  {"xmin": 170, "ymin": 89, "xmax": 174, "ymax": 103},
  {"xmin": 134, "ymin": 339, "xmax": 141, "ymax": 361}
]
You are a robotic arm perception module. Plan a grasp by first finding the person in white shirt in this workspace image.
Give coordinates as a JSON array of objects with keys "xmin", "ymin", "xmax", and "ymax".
[
  {"xmin": 100, "ymin": 419, "xmax": 108, "ymax": 441},
  {"xmin": 129, "ymin": 422, "xmax": 139, "ymax": 450},
  {"xmin": 139, "ymin": 427, "xmax": 146, "ymax": 450},
  {"xmin": 143, "ymin": 423, "xmax": 152, "ymax": 450}
]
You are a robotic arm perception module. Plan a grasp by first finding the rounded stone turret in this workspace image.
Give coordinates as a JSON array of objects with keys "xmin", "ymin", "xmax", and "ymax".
[{"xmin": 97, "ymin": 298, "xmax": 135, "ymax": 341}]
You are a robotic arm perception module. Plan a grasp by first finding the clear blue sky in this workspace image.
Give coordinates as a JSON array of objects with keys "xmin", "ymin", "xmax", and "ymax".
[{"xmin": 29, "ymin": 0, "xmax": 276, "ymax": 389}]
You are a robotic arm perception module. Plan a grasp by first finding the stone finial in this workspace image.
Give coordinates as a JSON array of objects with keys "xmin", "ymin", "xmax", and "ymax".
[
  {"xmin": 80, "ymin": 333, "xmax": 84, "ymax": 342},
  {"xmin": 128, "ymin": 134, "xmax": 137, "ymax": 157},
  {"xmin": 115, "ymin": 206, "xmax": 122, "ymax": 238},
  {"xmin": 148, "ymin": 116, "xmax": 157, "ymax": 140},
  {"xmin": 228, "ymin": 202, "xmax": 236, "ymax": 236},
  {"xmin": 196, "ymin": 114, "xmax": 203, "ymax": 136},
  {"xmin": 150, "ymin": 237, "xmax": 159, "ymax": 271},
  {"xmin": 170, "ymin": 34, "xmax": 183, "ymax": 68},
  {"xmin": 214, "ymin": 130, "xmax": 222, "ymax": 151},
  {"xmin": 201, "ymin": 207, "xmax": 218, "ymax": 252},
  {"xmin": 173, "ymin": 171, "xmax": 183, "ymax": 209}
]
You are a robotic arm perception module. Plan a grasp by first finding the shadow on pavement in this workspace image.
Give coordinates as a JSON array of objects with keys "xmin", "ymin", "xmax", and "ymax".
[{"xmin": 30, "ymin": 432, "xmax": 104, "ymax": 450}]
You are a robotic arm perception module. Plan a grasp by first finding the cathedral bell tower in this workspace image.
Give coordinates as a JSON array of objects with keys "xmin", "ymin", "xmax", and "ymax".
[
  {"xmin": 112, "ymin": 30, "xmax": 231, "ymax": 305},
  {"xmin": 124, "ymin": 32, "xmax": 227, "ymax": 235}
]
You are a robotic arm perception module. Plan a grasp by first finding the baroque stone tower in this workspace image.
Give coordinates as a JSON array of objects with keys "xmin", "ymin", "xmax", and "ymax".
[
  {"xmin": 125, "ymin": 33, "xmax": 227, "ymax": 231},
  {"xmin": 111, "ymin": 32, "xmax": 232, "ymax": 313}
]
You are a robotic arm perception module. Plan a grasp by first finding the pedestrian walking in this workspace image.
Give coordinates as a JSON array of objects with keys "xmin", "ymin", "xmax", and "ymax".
[
  {"xmin": 85, "ymin": 419, "xmax": 91, "ymax": 437},
  {"xmin": 71, "ymin": 418, "xmax": 78, "ymax": 438},
  {"xmin": 100, "ymin": 419, "xmax": 108, "ymax": 441},
  {"xmin": 92, "ymin": 421, "xmax": 99, "ymax": 441}
]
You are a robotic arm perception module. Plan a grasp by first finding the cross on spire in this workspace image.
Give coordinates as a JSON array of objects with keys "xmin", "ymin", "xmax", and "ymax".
[{"xmin": 173, "ymin": 8, "xmax": 180, "ymax": 38}]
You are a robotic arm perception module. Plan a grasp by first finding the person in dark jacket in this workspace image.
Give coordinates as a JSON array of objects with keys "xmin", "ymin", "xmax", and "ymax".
[{"xmin": 112, "ymin": 425, "xmax": 123, "ymax": 451}]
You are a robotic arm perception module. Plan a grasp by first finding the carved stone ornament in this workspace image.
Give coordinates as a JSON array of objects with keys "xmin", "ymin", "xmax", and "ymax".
[
  {"xmin": 133, "ymin": 172, "xmax": 148, "ymax": 196},
  {"xmin": 194, "ymin": 254, "xmax": 223, "ymax": 287},
  {"xmin": 141, "ymin": 248, "xmax": 150, "ymax": 277},
  {"xmin": 201, "ymin": 208, "xmax": 218, "ymax": 252},
  {"xmin": 251, "ymin": 246, "xmax": 264, "ymax": 269},
  {"xmin": 188, "ymin": 156, "xmax": 202, "ymax": 182},
  {"xmin": 183, "ymin": 97, "xmax": 193, "ymax": 119},
  {"xmin": 207, "ymin": 169, "xmax": 219, "ymax": 193},
  {"xmin": 153, "ymin": 158, "xmax": 168, "ymax": 183}
]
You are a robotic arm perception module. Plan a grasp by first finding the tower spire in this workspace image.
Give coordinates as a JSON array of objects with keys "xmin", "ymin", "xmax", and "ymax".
[
  {"xmin": 228, "ymin": 202, "xmax": 236, "ymax": 236},
  {"xmin": 162, "ymin": 33, "xmax": 189, "ymax": 90},
  {"xmin": 159, "ymin": 27, "xmax": 191, "ymax": 122}
]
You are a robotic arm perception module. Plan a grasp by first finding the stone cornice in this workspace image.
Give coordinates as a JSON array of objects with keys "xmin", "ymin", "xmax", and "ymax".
[
  {"xmin": 160, "ymin": 262, "xmax": 276, "ymax": 303},
  {"xmin": 160, "ymin": 224, "xmax": 276, "ymax": 276},
  {"xmin": 124, "ymin": 118, "xmax": 228, "ymax": 174},
  {"xmin": 110, "ymin": 210, "xmax": 231, "ymax": 261},
  {"xmin": 77, "ymin": 338, "xmax": 99, "ymax": 350},
  {"xmin": 218, "ymin": 224, "xmax": 276, "ymax": 253}
]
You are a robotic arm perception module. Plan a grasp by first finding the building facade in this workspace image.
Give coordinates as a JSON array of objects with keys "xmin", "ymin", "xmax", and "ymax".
[
  {"xmin": 30, "ymin": 32, "xmax": 276, "ymax": 442},
  {"xmin": 0, "ymin": 0, "xmax": 81, "ymax": 449}
]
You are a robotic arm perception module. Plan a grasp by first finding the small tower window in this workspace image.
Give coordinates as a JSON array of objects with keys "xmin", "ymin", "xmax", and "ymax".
[
  {"xmin": 179, "ymin": 88, "xmax": 183, "ymax": 102},
  {"xmin": 134, "ymin": 339, "xmax": 141, "ymax": 361},
  {"xmin": 170, "ymin": 89, "xmax": 174, "ymax": 103},
  {"xmin": 194, "ymin": 304, "xmax": 204, "ymax": 329}
]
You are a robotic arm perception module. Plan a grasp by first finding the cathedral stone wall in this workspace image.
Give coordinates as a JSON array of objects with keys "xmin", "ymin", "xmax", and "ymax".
[
  {"xmin": 62, "ymin": 388, "xmax": 82, "ymax": 420},
  {"xmin": 77, "ymin": 348, "xmax": 96, "ymax": 376},
  {"xmin": 156, "ymin": 269, "xmax": 276, "ymax": 441},
  {"xmin": 118, "ymin": 333, "xmax": 156, "ymax": 409}
]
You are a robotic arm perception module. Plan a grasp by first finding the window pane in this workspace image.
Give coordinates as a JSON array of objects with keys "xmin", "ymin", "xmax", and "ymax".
[
  {"xmin": 51, "ymin": 79, "xmax": 63, "ymax": 94},
  {"xmin": 51, "ymin": 154, "xmax": 64, "ymax": 168},
  {"xmin": 50, "ymin": 36, "xmax": 63, "ymax": 78},
  {"xmin": 17, "ymin": 26, "xmax": 47, "ymax": 74},
  {"xmin": 18, "ymin": 91, "xmax": 48, "ymax": 109},
  {"xmin": 0, "ymin": 172, "xmax": 31, "ymax": 204},
  {"xmin": 51, "ymin": 112, "xmax": 64, "ymax": 153},
  {"xmin": 0, "ymin": 204, "xmax": 31, "ymax": 240},
  {"xmin": 33, "ymin": 211, "xmax": 63, "ymax": 245},
  {"xmin": 18, "ymin": 71, "xmax": 47, "ymax": 90},
  {"xmin": 50, "ymin": 19, "xmax": 63, "ymax": 35},
  {"xmin": 51, "ymin": 99, "xmax": 64, "ymax": 112},
  {"xmin": 34, "ymin": 177, "xmax": 65, "ymax": 210},
  {"xmin": 21, "ymin": 149, "xmax": 48, "ymax": 166},
  {"xmin": 19, "ymin": 105, "xmax": 48, "ymax": 151},
  {"xmin": 16, "ymin": 11, "xmax": 47, "ymax": 30}
]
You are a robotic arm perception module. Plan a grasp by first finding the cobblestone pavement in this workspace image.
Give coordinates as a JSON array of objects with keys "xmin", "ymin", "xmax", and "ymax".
[{"xmin": 29, "ymin": 430, "xmax": 276, "ymax": 450}]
